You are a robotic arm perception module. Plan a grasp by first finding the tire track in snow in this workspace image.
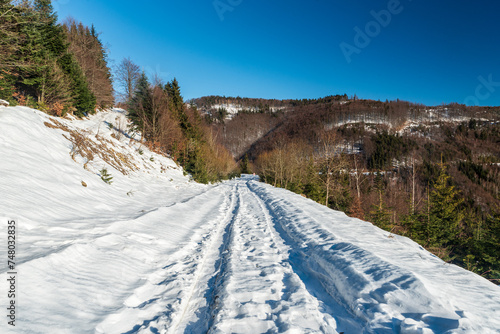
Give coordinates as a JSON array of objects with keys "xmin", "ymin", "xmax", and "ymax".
[
  {"xmin": 248, "ymin": 180, "xmax": 466, "ymax": 333},
  {"xmin": 93, "ymin": 184, "xmax": 239, "ymax": 334},
  {"xmin": 167, "ymin": 183, "xmax": 240, "ymax": 333},
  {"xmin": 208, "ymin": 181, "xmax": 339, "ymax": 333}
]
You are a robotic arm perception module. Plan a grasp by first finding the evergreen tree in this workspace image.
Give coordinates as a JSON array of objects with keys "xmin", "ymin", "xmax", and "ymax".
[
  {"xmin": 368, "ymin": 190, "xmax": 392, "ymax": 231},
  {"xmin": 480, "ymin": 210, "xmax": 500, "ymax": 279},
  {"xmin": 128, "ymin": 72, "xmax": 152, "ymax": 136},
  {"xmin": 402, "ymin": 208, "xmax": 427, "ymax": 244},
  {"xmin": 165, "ymin": 78, "xmax": 183, "ymax": 113},
  {"xmin": 37, "ymin": 58, "xmax": 72, "ymax": 107},
  {"xmin": 240, "ymin": 154, "xmax": 250, "ymax": 174},
  {"xmin": 58, "ymin": 52, "xmax": 96, "ymax": 115},
  {"xmin": 12, "ymin": 0, "xmax": 96, "ymax": 115},
  {"xmin": 0, "ymin": 68, "xmax": 15, "ymax": 101},
  {"xmin": 165, "ymin": 78, "xmax": 193, "ymax": 135},
  {"xmin": 427, "ymin": 163, "xmax": 465, "ymax": 247},
  {"xmin": 0, "ymin": 1, "xmax": 20, "ymax": 101},
  {"xmin": 368, "ymin": 173, "xmax": 392, "ymax": 230}
]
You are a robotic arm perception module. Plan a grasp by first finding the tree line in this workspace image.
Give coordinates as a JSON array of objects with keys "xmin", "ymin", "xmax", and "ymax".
[
  {"xmin": 0, "ymin": 0, "xmax": 113, "ymax": 116},
  {"xmin": 251, "ymin": 120, "xmax": 500, "ymax": 284},
  {"xmin": 117, "ymin": 58, "xmax": 237, "ymax": 183}
]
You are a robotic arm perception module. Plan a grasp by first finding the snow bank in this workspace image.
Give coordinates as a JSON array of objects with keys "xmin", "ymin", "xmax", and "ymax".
[
  {"xmin": 249, "ymin": 180, "xmax": 500, "ymax": 333},
  {"xmin": 0, "ymin": 106, "xmax": 208, "ymax": 333}
]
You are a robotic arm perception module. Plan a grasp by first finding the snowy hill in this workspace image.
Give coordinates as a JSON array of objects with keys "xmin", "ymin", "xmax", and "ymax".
[{"xmin": 1, "ymin": 105, "xmax": 500, "ymax": 333}]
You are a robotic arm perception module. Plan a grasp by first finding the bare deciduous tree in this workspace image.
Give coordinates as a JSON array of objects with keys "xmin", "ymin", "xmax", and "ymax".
[
  {"xmin": 317, "ymin": 130, "xmax": 349, "ymax": 209},
  {"xmin": 115, "ymin": 57, "xmax": 140, "ymax": 103}
]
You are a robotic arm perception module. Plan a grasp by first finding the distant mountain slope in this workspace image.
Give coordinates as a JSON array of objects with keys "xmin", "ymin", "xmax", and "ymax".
[
  {"xmin": 195, "ymin": 96, "xmax": 500, "ymax": 285},
  {"xmin": 192, "ymin": 95, "xmax": 499, "ymax": 159}
]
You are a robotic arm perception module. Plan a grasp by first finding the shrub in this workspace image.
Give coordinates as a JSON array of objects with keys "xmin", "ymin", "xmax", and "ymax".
[{"xmin": 100, "ymin": 168, "xmax": 113, "ymax": 184}]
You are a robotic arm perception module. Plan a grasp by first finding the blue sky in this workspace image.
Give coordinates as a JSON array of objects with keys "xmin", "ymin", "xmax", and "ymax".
[{"xmin": 55, "ymin": 0, "xmax": 500, "ymax": 106}]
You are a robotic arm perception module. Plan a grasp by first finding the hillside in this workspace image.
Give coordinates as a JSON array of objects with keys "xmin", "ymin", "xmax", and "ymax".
[
  {"xmin": 195, "ymin": 96, "xmax": 500, "ymax": 281},
  {"xmin": 193, "ymin": 96, "xmax": 499, "ymax": 158},
  {"xmin": 1, "ymin": 105, "xmax": 500, "ymax": 333}
]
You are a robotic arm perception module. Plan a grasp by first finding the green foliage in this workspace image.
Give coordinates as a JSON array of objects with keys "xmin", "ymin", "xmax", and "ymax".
[
  {"xmin": 458, "ymin": 161, "xmax": 489, "ymax": 184},
  {"xmin": 368, "ymin": 178, "xmax": 393, "ymax": 232},
  {"xmin": 59, "ymin": 53, "xmax": 96, "ymax": 116},
  {"xmin": 100, "ymin": 168, "xmax": 113, "ymax": 184},
  {"xmin": 471, "ymin": 209, "xmax": 500, "ymax": 281},
  {"xmin": 368, "ymin": 202, "xmax": 392, "ymax": 230},
  {"xmin": 0, "ymin": 69, "xmax": 15, "ymax": 101},
  {"xmin": 368, "ymin": 132, "xmax": 415, "ymax": 170},
  {"xmin": 240, "ymin": 154, "xmax": 250, "ymax": 174},
  {"xmin": 37, "ymin": 101, "xmax": 49, "ymax": 112},
  {"xmin": 128, "ymin": 72, "xmax": 151, "ymax": 132},
  {"xmin": 63, "ymin": 19, "xmax": 114, "ymax": 108},
  {"xmin": 400, "ymin": 161, "xmax": 500, "ymax": 282},
  {"xmin": 165, "ymin": 78, "xmax": 183, "ymax": 114},
  {"xmin": 0, "ymin": 0, "xmax": 96, "ymax": 115},
  {"xmin": 427, "ymin": 164, "xmax": 465, "ymax": 247}
]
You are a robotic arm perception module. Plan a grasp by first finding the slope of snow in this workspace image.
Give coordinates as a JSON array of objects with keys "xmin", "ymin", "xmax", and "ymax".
[
  {"xmin": 209, "ymin": 103, "xmax": 285, "ymax": 120},
  {"xmin": 1, "ymin": 105, "xmax": 500, "ymax": 333}
]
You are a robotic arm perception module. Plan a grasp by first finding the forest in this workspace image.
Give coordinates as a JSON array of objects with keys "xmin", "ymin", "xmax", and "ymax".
[
  {"xmin": 199, "ymin": 96, "xmax": 500, "ymax": 283},
  {"xmin": 0, "ymin": 0, "xmax": 113, "ymax": 116}
]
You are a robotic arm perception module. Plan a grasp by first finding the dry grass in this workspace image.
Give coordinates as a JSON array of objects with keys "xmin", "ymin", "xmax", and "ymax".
[
  {"xmin": 44, "ymin": 118, "xmax": 139, "ymax": 175},
  {"xmin": 428, "ymin": 246, "xmax": 453, "ymax": 262}
]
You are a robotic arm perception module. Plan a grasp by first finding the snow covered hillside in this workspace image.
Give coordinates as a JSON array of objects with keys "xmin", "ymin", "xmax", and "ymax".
[
  {"xmin": 203, "ymin": 103, "xmax": 286, "ymax": 120},
  {"xmin": 1, "ymin": 106, "xmax": 500, "ymax": 333}
]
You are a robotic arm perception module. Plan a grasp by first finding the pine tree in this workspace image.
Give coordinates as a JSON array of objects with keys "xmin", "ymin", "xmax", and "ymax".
[
  {"xmin": 165, "ymin": 78, "xmax": 183, "ymax": 113},
  {"xmin": 0, "ymin": 1, "xmax": 21, "ymax": 101},
  {"xmin": 427, "ymin": 163, "xmax": 464, "ymax": 247},
  {"xmin": 165, "ymin": 78, "xmax": 193, "ymax": 135},
  {"xmin": 12, "ymin": 0, "xmax": 96, "ymax": 115},
  {"xmin": 368, "ymin": 189, "xmax": 392, "ymax": 230},
  {"xmin": 367, "ymin": 173, "xmax": 392, "ymax": 230},
  {"xmin": 0, "ymin": 68, "xmax": 15, "ymax": 101},
  {"xmin": 36, "ymin": 58, "xmax": 72, "ymax": 107},
  {"xmin": 480, "ymin": 209, "xmax": 500, "ymax": 279},
  {"xmin": 240, "ymin": 154, "xmax": 250, "ymax": 174},
  {"xmin": 58, "ymin": 52, "xmax": 96, "ymax": 116},
  {"xmin": 128, "ymin": 72, "xmax": 152, "ymax": 137}
]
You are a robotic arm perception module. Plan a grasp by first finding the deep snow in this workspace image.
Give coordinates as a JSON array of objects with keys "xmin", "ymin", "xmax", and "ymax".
[{"xmin": 1, "ymin": 106, "xmax": 499, "ymax": 333}]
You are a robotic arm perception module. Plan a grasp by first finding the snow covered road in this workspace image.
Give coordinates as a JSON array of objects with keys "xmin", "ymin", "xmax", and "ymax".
[
  {"xmin": 6, "ymin": 177, "xmax": 500, "ymax": 333},
  {"xmin": 1, "ymin": 107, "xmax": 500, "ymax": 333},
  {"xmin": 95, "ymin": 179, "xmax": 346, "ymax": 334}
]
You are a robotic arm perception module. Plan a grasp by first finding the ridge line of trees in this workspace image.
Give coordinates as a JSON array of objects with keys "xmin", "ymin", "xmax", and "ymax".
[
  {"xmin": 1, "ymin": 0, "xmax": 113, "ymax": 116},
  {"xmin": 118, "ymin": 59, "xmax": 237, "ymax": 183}
]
